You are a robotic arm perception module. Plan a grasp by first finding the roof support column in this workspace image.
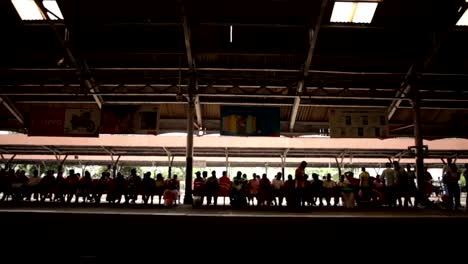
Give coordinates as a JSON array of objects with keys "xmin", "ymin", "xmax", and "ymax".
[
  {"xmin": 194, "ymin": 94, "xmax": 202, "ymax": 130},
  {"xmin": 182, "ymin": 9, "xmax": 202, "ymax": 130},
  {"xmin": 411, "ymin": 89, "xmax": 425, "ymax": 207},
  {"xmin": 184, "ymin": 74, "xmax": 196, "ymax": 205}
]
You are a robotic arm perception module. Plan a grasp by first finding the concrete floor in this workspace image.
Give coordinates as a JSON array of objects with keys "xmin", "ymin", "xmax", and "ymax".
[{"xmin": 0, "ymin": 203, "xmax": 466, "ymax": 262}]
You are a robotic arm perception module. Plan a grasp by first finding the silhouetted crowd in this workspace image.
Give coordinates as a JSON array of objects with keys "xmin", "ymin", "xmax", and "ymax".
[{"xmin": 1, "ymin": 159, "xmax": 467, "ymax": 209}]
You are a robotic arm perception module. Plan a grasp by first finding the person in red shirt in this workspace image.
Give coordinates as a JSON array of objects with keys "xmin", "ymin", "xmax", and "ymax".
[
  {"xmin": 163, "ymin": 183, "xmax": 178, "ymax": 208},
  {"xmin": 218, "ymin": 171, "xmax": 232, "ymax": 205}
]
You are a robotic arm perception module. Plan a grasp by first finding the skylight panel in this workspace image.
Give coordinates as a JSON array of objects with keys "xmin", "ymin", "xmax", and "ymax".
[
  {"xmin": 11, "ymin": 0, "xmax": 44, "ymax": 20},
  {"xmin": 330, "ymin": 2, "xmax": 354, "ymax": 23},
  {"xmin": 11, "ymin": 0, "xmax": 63, "ymax": 21},
  {"xmin": 330, "ymin": 1, "xmax": 379, "ymax": 24},
  {"xmin": 352, "ymin": 2, "xmax": 378, "ymax": 23},
  {"xmin": 43, "ymin": 0, "xmax": 64, "ymax": 20},
  {"xmin": 456, "ymin": 10, "xmax": 468, "ymax": 26}
]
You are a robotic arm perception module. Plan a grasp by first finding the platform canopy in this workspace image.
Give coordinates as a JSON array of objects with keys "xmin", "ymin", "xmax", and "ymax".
[
  {"xmin": 0, "ymin": 134, "xmax": 467, "ymax": 167},
  {"xmin": 0, "ymin": 0, "xmax": 468, "ymax": 139}
]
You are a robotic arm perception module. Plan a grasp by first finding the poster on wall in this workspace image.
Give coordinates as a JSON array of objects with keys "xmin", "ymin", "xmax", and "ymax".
[
  {"xmin": 100, "ymin": 105, "xmax": 159, "ymax": 135},
  {"xmin": 220, "ymin": 106, "xmax": 280, "ymax": 137},
  {"xmin": 28, "ymin": 108, "xmax": 66, "ymax": 137},
  {"xmin": 328, "ymin": 109, "xmax": 389, "ymax": 138},
  {"xmin": 28, "ymin": 107, "xmax": 100, "ymax": 137},
  {"xmin": 64, "ymin": 108, "xmax": 101, "ymax": 136}
]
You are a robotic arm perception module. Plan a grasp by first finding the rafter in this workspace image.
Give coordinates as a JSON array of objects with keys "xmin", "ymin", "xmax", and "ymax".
[
  {"xmin": 3, "ymin": 82, "xmax": 468, "ymax": 103},
  {"xmin": 0, "ymin": 96, "xmax": 24, "ymax": 125},
  {"xmin": 34, "ymin": 1, "xmax": 103, "ymax": 109},
  {"xmin": 182, "ymin": 9, "xmax": 202, "ymax": 130},
  {"xmin": 289, "ymin": 0, "xmax": 329, "ymax": 132},
  {"xmin": 387, "ymin": 4, "xmax": 468, "ymax": 120},
  {"xmin": 182, "ymin": 14, "xmax": 195, "ymax": 70}
]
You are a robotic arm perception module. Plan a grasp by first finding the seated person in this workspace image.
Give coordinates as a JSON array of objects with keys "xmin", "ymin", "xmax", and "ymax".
[{"xmin": 163, "ymin": 184, "xmax": 178, "ymax": 207}]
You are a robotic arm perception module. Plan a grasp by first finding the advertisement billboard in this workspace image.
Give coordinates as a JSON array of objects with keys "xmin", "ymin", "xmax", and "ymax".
[
  {"xmin": 64, "ymin": 108, "xmax": 101, "ymax": 136},
  {"xmin": 328, "ymin": 109, "xmax": 389, "ymax": 138},
  {"xmin": 28, "ymin": 107, "xmax": 100, "ymax": 137},
  {"xmin": 220, "ymin": 106, "xmax": 280, "ymax": 137},
  {"xmin": 101, "ymin": 105, "xmax": 159, "ymax": 135},
  {"xmin": 28, "ymin": 108, "xmax": 66, "ymax": 137}
]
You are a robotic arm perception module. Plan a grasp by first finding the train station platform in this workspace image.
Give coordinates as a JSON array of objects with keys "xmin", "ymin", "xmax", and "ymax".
[{"xmin": 0, "ymin": 204, "xmax": 466, "ymax": 261}]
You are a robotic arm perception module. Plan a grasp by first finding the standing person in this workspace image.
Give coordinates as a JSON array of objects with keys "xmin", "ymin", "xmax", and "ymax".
[
  {"xmin": 271, "ymin": 172, "xmax": 284, "ymax": 206},
  {"xmin": 463, "ymin": 164, "xmax": 468, "ymax": 208},
  {"xmin": 206, "ymin": 171, "xmax": 219, "ymax": 206},
  {"xmin": 406, "ymin": 164, "xmax": 417, "ymax": 207},
  {"xmin": 445, "ymin": 162, "xmax": 461, "ymax": 209},
  {"xmin": 381, "ymin": 162, "xmax": 397, "ymax": 207},
  {"xmin": 341, "ymin": 173, "xmax": 355, "ymax": 208},
  {"xmin": 394, "ymin": 161, "xmax": 409, "ymax": 207},
  {"xmin": 359, "ymin": 167, "xmax": 370, "ymax": 204},
  {"xmin": 295, "ymin": 161, "xmax": 307, "ymax": 207}
]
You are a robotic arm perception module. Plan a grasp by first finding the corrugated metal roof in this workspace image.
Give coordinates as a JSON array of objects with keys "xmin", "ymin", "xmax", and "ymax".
[
  {"xmin": 159, "ymin": 104, "xmax": 187, "ymax": 118},
  {"xmin": 280, "ymin": 106, "xmax": 291, "ymax": 121},
  {"xmin": 202, "ymin": 104, "xmax": 220, "ymax": 119},
  {"xmin": 297, "ymin": 106, "xmax": 329, "ymax": 122},
  {"xmin": 391, "ymin": 109, "xmax": 411, "ymax": 123},
  {"xmin": 392, "ymin": 109, "xmax": 468, "ymax": 125}
]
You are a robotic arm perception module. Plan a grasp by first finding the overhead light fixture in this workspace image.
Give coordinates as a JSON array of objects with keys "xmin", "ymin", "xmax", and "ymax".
[
  {"xmin": 229, "ymin": 25, "xmax": 233, "ymax": 43},
  {"xmin": 330, "ymin": 1, "xmax": 379, "ymax": 24},
  {"xmin": 11, "ymin": 0, "xmax": 63, "ymax": 21}
]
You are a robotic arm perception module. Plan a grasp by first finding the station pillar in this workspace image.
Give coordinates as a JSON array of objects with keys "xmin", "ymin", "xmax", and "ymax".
[
  {"xmin": 184, "ymin": 87, "xmax": 195, "ymax": 205},
  {"xmin": 412, "ymin": 89, "xmax": 425, "ymax": 205}
]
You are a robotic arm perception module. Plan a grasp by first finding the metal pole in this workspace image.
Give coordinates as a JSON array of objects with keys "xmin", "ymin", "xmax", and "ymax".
[
  {"xmin": 168, "ymin": 155, "xmax": 174, "ymax": 179},
  {"xmin": 113, "ymin": 155, "xmax": 121, "ymax": 178},
  {"xmin": 184, "ymin": 97, "xmax": 195, "ymax": 205},
  {"xmin": 225, "ymin": 148, "xmax": 229, "ymax": 176},
  {"xmin": 281, "ymin": 155, "xmax": 285, "ymax": 181},
  {"xmin": 168, "ymin": 156, "xmax": 172, "ymax": 179},
  {"xmin": 334, "ymin": 156, "xmax": 342, "ymax": 179},
  {"xmin": 412, "ymin": 90, "xmax": 425, "ymax": 205}
]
